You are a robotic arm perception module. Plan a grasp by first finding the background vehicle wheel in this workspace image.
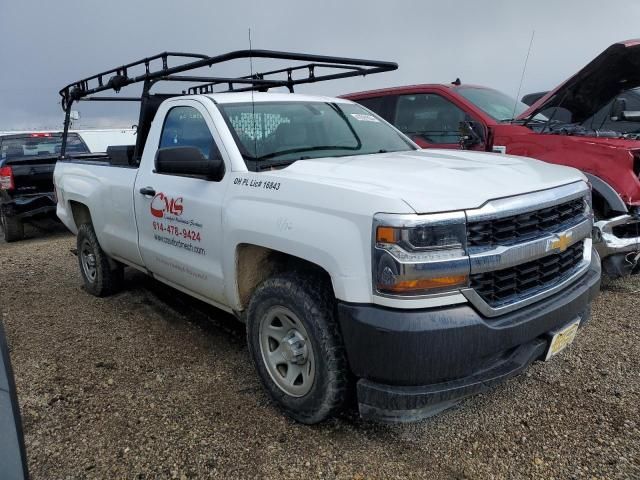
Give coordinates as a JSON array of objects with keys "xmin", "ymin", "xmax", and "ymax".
[
  {"xmin": 246, "ymin": 272, "xmax": 350, "ymax": 424},
  {"xmin": 1, "ymin": 210, "xmax": 24, "ymax": 242},
  {"xmin": 77, "ymin": 223, "xmax": 123, "ymax": 297}
]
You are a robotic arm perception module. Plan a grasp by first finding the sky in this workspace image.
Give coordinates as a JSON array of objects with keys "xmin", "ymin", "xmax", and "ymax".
[{"xmin": 1, "ymin": 0, "xmax": 639, "ymax": 130}]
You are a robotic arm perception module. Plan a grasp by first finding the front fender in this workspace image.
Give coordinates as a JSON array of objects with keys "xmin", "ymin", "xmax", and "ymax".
[{"xmin": 223, "ymin": 197, "xmax": 373, "ymax": 308}]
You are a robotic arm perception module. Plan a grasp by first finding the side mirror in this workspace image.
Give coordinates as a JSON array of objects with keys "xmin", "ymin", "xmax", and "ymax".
[
  {"xmin": 459, "ymin": 121, "xmax": 483, "ymax": 149},
  {"xmin": 611, "ymin": 97, "xmax": 627, "ymax": 121},
  {"xmin": 155, "ymin": 146, "xmax": 224, "ymax": 181},
  {"xmin": 620, "ymin": 110, "xmax": 640, "ymax": 121}
]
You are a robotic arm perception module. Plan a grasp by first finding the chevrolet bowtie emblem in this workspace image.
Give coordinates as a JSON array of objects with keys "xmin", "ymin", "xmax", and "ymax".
[{"xmin": 547, "ymin": 232, "xmax": 573, "ymax": 253}]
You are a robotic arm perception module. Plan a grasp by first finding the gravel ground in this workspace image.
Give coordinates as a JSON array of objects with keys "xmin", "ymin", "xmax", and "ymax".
[{"xmin": 1, "ymin": 230, "xmax": 639, "ymax": 479}]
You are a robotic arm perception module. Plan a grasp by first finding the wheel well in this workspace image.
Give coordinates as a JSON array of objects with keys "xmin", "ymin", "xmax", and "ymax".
[
  {"xmin": 235, "ymin": 244, "xmax": 333, "ymax": 311},
  {"xmin": 69, "ymin": 201, "xmax": 92, "ymax": 228},
  {"xmin": 585, "ymin": 173, "xmax": 628, "ymax": 217},
  {"xmin": 591, "ymin": 190, "xmax": 609, "ymax": 219}
]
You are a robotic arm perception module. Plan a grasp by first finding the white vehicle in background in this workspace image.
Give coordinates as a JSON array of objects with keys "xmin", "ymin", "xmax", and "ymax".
[
  {"xmin": 54, "ymin": 50, "xmax": 600, "ymax": 423},
  {"xmin": 68, "ymin": 128, "xmax": 136, "ymax": 152},
  {"xmin": 0, "ymin": 128, "xmax": 136, "ymax": 152}
]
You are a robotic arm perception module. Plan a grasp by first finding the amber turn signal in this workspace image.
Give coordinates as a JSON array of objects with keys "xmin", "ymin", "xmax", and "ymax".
[
  {"xmin": 376, "ymin": 226, "xmax": 398, "ymax": 244},
  {"xmin": 380, "ymin": 275, "xmax": 468, "ymax": 293}
]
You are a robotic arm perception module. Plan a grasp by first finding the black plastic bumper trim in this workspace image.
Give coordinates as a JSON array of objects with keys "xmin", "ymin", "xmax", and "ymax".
[
  {"xmin": 357, "ymin": 339, "xmax": 546, "ymax": 422},
  {"xmin": 1, "ymin": 194, "xmax": 56, "ymax": 219},
  {"xmin": 337, "ymin": 251, "xmax": 600, "ymax": 422}
]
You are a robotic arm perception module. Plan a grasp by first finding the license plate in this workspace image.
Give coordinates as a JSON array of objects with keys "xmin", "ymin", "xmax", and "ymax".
[{"xmin": 545, "ymin": 319, "xmax": 580, "ymax": 361}]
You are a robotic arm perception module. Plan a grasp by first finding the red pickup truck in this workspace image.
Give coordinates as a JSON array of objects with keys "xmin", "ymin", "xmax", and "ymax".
[{"xmin": 344, "ymin": 40, "xmax": 640, "ymax": 277}]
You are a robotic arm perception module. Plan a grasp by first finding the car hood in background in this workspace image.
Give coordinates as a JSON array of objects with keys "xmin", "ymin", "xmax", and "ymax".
[{"xmin": 519, "ymin": 40, "xmax": 640, "ymax": 124}]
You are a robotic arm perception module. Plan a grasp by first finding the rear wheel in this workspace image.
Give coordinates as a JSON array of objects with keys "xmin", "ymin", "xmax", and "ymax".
[
  {"xmin": 77, "ymin": 223, "xmax": 123, "ymax": 296},
  {"xmin": 246, "ymin": 272, "xmax": 350, "ymax": 424},
  {"xmin": 0, "ymin": 209, "xmax": 24, "ymax": 242}
]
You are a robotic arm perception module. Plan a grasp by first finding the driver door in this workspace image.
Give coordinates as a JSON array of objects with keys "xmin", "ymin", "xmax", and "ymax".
[{"xmin": 133, "ymin": 100, "xmax": 229, "ymax": 304}]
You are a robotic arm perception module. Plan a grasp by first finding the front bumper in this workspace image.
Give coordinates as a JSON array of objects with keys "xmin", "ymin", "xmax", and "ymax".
[
  {"xmin": 594, "ymin": 214, "xmax": 640, "ymax": 257},
  {"xmin": 337, "ymin": 252, "xmax": 601, "ymax": 422}
]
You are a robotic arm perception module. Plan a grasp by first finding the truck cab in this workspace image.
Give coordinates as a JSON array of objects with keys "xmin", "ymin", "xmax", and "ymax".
[
  {"xmin": 344, "ymin": 40, "xmax": 640, "ymax": 277},
  {"xmin": 54, "ymin": 50, "xmax": 600, "ymax": 423}
]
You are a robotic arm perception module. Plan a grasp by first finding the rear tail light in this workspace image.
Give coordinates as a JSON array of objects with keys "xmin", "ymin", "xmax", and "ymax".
[{"xmin": 0, "ymin": 166, "xmax": 14, "ymax": 190}]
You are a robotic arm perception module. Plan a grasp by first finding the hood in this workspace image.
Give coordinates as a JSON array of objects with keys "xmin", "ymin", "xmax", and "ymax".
[
  {"xmin": 519, "ymin": 40, "xmax": 640, "ymax": 124},
  {"xmin": 277, "ymin": 150, "xmax": 585, "ymax": 213}
]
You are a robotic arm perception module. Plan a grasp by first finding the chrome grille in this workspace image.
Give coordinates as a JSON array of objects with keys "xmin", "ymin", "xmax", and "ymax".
[
  {"xmin": 470, "ymin": 241, "xmax": 585, "ymax": 308},
  {"xmin": 467, "ymin": 197, "xmax": 586, "ymax": 248}
]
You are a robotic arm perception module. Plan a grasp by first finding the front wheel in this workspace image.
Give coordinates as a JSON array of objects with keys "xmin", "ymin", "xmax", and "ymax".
[
  {"xmin": 246, "ymin": 272, "xmax": 350, "ymax": 424},
  {"xmin": 77, "ymin": 223, "xmax": 123, "ymax": 296}
]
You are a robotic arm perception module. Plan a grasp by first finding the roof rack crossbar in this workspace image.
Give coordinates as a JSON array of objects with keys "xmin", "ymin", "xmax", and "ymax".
[
  {"xmin": 81, "ymin": 96, "xmax": 143, "ymax": 102},
  {"xmin": 186, "ymin": 62, "xmax": 369, "ymax": 94},
  {"xmin": 60, "ymin": 49, "xmax": 397, "ymax": 110}
]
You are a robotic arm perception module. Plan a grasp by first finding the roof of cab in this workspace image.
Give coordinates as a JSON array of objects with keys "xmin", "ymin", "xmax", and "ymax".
[
  {"xmin": 203, "ymin": 91, "xmax": 354, "ymax": 105},
  {"xmin": 341, "ymin": 83, "xmax": 494, "ymax": 99}
]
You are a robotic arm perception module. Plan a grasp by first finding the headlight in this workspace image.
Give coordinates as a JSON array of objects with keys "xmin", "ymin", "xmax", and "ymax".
[{"xmin": 373, "ymin": 212, "xmax": 470, "ymax": 296}]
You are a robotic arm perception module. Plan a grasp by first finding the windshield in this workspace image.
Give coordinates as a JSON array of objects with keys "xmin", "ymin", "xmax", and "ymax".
[
  {"xmin": 0, "ymin": 133, "xmax": 88, "ymax": 161},
  {"xmin": 218, "ymin": 101, "xmax": 415, "ymax": 167},
  {"xmin": 456, "ymin": 87, "xmax": 547, "ymax": 122}
]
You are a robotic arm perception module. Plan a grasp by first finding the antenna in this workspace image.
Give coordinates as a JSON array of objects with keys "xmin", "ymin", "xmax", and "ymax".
[
  {"xmin": 512, "ymin": 30, "xmax": 535, "ymax": 120},
  {"xmin": 249, "ymin": 28, "xmax": 258, "ymax": 158}
]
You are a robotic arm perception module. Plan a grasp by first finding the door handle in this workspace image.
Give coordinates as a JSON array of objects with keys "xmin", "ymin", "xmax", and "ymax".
[{"xmin": 139, "ymin": 186, "xmax": 156, "ymax": 196}]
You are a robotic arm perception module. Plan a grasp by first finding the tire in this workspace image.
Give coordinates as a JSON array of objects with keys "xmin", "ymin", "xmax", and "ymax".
[
  {"xmin": 1, "ymin": 209, "xmax": 24, "ymax": 242},
  {"xmin": 246, "ymin": 272, "xmax": 350, "ymax": 424},
  {"xmin": 77, "ymin": 223, "xmax": 123, "ymax": 296}
]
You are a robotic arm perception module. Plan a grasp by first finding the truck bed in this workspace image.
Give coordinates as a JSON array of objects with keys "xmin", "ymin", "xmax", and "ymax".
[{"xmin": 63, "ymin": 145, "xmax": 138, "ymax": 168}]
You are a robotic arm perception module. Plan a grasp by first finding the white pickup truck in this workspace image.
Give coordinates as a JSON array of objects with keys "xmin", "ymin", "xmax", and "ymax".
[{"xmin": 54, "ymin": 51, "xmax": 600, "ymax": 423}]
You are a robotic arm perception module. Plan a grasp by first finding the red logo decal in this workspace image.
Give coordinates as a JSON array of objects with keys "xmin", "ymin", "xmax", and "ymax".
[{"xmin": 150, "ymin": 193, "xmax": 184, "ymax": 218}]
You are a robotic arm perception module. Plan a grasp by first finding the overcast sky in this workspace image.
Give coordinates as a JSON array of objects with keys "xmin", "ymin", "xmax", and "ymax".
[{"xmin": 1, "ymin": 0, "xmax": 639, "ymax": 130}]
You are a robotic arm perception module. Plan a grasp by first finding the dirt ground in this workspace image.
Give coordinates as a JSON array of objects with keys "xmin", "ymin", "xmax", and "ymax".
[{"xmin": 0, "ymin": 229, "xmax": 639, "ymax": 479}]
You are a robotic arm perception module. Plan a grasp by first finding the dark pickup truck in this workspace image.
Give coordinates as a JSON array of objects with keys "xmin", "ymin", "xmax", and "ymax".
[{"xmin": 0, "ymin": 133, "xmax": 89, "ymax": 242}]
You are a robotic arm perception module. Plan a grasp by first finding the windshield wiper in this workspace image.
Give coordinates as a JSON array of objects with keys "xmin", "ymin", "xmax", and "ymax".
[
  {"xmin": 255, "ymin": 144, "xmax": 358, "ymax": 162},
  {"xmin": 256, "ymin": 159, "xmax": 301, "ymax": 171}
]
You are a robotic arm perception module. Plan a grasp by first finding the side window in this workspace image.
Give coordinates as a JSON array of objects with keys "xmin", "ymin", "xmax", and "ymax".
[
  {"xmin": 357, "ymin": 97, "xmax": 385, "ymax": 115},
  {"xmin": 394, "ymin": 94, "xmax": 467, "ymax": 144},
  {"xmin": 356, "ymin": 96, "xmax": 394, "ymax": 122},
  {"xmin": 159, "ymin": 106, "xmax": 221, "ymax": 159}
]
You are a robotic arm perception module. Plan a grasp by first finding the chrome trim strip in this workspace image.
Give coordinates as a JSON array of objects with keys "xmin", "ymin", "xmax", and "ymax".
[
  {"xmin": 468, "ymin": 218, "xmax": 592, "ymax": 274},
  {"xmin": 373, "ymin": 288, "xmax": 467, "ymax": 302},
  {"xmin": 466, "ymin": 181, "xmax": 589, "ymax": 223},
  {"xmin": 462, "ymin": 239, "xmax": 594, "ymax": 317},
  {"xmin": 374, "ymin": 211, "xmax": 466, "ymax": 228}
]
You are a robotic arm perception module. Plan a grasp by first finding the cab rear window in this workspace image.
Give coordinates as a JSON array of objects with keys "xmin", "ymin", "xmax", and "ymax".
[{"xmin": 0, "ymin": 133, "xmax": 89, "ymax": 161}]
